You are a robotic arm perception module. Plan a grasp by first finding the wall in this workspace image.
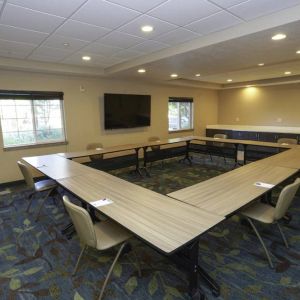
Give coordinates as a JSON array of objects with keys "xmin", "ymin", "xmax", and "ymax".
[
  {"xmin": 0, "ymin": 69, "xmax": 218, "ymax": 183},
  {"xmin": 218, "ymin": 84, "xmax": 300, "ymax": 126}
]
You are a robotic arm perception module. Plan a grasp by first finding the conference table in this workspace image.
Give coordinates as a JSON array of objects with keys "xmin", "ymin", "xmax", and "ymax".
[
  {"xmin": 22, "ymin": 153, "xmax": 224, "ymax": 299},
  {"xmin": 168, "ymin": 162, "xmax": 298, "ymax": 217},
  {"xmin": 22, "ymin": 137, "xmax": 300, "ymax": 299}
]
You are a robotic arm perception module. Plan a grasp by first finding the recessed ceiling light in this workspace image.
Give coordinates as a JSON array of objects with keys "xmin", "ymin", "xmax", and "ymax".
[
  {"xmin": 272, "ymin": 33, "xmax": 286, "ymax": 41},
  {"xmin": 138, "ymin": 69, "xmax": 146, "ymax": 73},
  {"xmin": 63, "ymin": 42, "xmax": 69, "ymax": 47},
  {"xmin": 195, "ymin": 74, "xmax": 201, "ymax": 77},
  {"xmin": 284, "ymin": 71, "xmax": 292, "ymax": 75},
  {"xmin": 170, "ymin": 74, "xmax": 178, "ymax": 78},
  {"xmin": 227, "ymin": 79, "xmax": 233, "ymax": 82},
  {"xmin": 82, "ymin": 56, "xmax": 91, "ymax": 61},
  {"xmin": 141, "ymin": 25, "xmax": 153, "ymax": 33},
  {"xmin": 296, "ymin": 50, "xmax": 300, "ymax": 54},
  {"xmin": 258, "ymin": 63, "xmax": 264, "ymax": 66}
]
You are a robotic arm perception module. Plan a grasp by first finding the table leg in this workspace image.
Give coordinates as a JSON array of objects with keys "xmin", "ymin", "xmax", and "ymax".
[
  {"xmin": 180, "ymin": 141, "xmax": 192, "ymax": 165},
  {"xmin": 139, "ymin": 146, "xmax": 150, "ymax": 177},
  {"xmin": 243, "ymin": 145, "xmax": 248, "ymax": 165}
]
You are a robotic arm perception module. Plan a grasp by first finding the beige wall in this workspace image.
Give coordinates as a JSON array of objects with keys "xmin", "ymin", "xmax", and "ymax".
[
  {"xmin": 0, "ymin": 69, "xmax": 218, "ymax": 183},
  {"xmin": 218, "ymin": 84, "xmax": 300, "ymax": 126}
]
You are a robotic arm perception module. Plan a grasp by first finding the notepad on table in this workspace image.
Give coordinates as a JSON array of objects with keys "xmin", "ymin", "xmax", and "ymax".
[
  {"xmin": 254, "ymin": 182, "xmax": 275, "ymax": 189},
  {"xmin": 90, "ymin": 198, "xmax": 113, "ymax": 207}
]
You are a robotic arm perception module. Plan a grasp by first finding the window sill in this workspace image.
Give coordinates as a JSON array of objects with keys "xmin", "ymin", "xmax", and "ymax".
[
  {"xmin": 169, "ymin": 129, "xmax": 194, "ymax": 134},
  {"xmin": 3, "ymin": 141, "xmax": 68, "ymax": 151}
]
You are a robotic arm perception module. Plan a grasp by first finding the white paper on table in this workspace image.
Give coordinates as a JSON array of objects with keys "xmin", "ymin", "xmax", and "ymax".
[
  {"xmin": 280, "ymin": 143, "xmax": 288, "ymax": 146},
  {"xmin": 90, "ymin": 198, "xmax": 113, "ymax": 207},
  {"xmin": 254, "ymin": 182, "xmax": 275, "ymax": 189}
]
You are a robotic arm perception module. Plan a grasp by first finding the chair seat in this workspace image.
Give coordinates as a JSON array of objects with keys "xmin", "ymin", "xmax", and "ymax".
[
  {"xmin": 94, "ymin": 219, "xmax": 132, "ymax": 250},
  {"xmin": 241, "ymin": 202, "xmax": 275, "ymax": 224},
  {"xmin": 34, "ymin": 179, "xmax": 57, "ymax": 192}
]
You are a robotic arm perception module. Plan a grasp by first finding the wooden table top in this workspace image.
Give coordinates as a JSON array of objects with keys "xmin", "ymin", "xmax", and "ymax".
[
  {"xmin": 58, "ymin": 171, "xmax": 224, "ymax": 254},
  {"xmin": 258, "ymin": 148, "xmax": 300, "ymax": 169},
  {"xmin": 23, "ymin": 154, "xmax": 98, "ymax": 180},
  {"xmin": 191, "ymin": 135, "xmax": 297, "ymax": 149},
  {"xmin": 168, "ymin": 163, "xmax": 298, "ymax": 217},
  {"xmin": 58, "ymin": 136, "xmax": 194, "ymax": 159}
]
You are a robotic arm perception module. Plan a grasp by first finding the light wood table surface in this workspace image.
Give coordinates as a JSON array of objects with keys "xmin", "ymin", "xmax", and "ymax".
[
  {"xmin": 257, "ymin": 148, "xmax": 300, "ymax": 169},
  {"xmin": 168, "ymin": 162, "xmax": 298, "ymax": 217},
  {"xmin": 192, "ymin": 135, "xmax": 296, "ymax": 149},
  {"xmin": 58, "ymin": 171, "xmax": 224, "ymax": 254},
  {"xmin": 23, "ymin": 154, "xmax": 98, "ymax": 180}
]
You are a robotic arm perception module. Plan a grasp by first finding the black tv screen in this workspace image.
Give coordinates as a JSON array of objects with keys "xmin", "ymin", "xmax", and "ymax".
[{"xmin": 104, "ymin": 93, "xmax": 151, "ymax": 129}]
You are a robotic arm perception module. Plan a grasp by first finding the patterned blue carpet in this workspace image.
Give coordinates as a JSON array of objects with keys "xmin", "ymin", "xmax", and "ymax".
[{"xmin": 0, "ymin": 156, "xmax": 300, "ymax": 300}]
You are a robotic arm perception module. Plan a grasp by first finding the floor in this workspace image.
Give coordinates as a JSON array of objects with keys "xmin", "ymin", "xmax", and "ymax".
[{"xmin": 0, "ymin": 156, "xmax": 300, "ymax": 300}]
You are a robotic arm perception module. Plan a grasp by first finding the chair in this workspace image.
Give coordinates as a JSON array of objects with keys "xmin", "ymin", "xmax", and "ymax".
[
  {"xmin": 277, "ymin": 138, "xmax": 297, "ymax": 145},
  {"xmin": 87, "ymin": 142, "xmax": 103, "ymax": 161},
  {"xmin": 148, "ymin": 136, "xmax": 164, "ymax": 168},
  {"xmin": 208, "ymin": 134, "xmax": 228, "ymax": 163},
  {"xmin": 17, "ymin": 161, "xmax": 57, "ymax": 222},
  {"xmin": 241, "ymin": 178, "xmax": 300, "ymax": 268},
  {"xmin": 63, "ymin": 196, "xmax": 140, "ymax": 300}
]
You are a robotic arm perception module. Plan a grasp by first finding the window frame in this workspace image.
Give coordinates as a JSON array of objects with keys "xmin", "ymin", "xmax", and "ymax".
[
  {"xmin": 0, "ymin": 90, "xmax": 67, "ymax": 150},
  {"xmin": 168, "ymin": 97, "xmax": 194, "ymax": 133}
]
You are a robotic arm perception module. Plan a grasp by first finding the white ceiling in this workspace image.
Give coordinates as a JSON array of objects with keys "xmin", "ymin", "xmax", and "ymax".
[{"xmin": 0, "ymin": 0, "xmax": 300, "ymax": 86}]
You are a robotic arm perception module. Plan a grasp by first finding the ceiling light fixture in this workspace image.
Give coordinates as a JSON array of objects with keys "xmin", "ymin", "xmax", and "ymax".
[
  {"xmin": 284, "ymin": 71, "xmax": 292, "ymax": 75},
  {"xmin": 227, "ymin": 79, "xmax": 233, "ymax": 82},
  {"xmin": 170, "ymin": 74, "xmax": 178, "ymax": 78},
  {"xmin": 195, "ymin": 74, "xmax": 201, "ymax": 77},
  {"xmin": 63, "ymin": 42, "xmax": 69, "ymax": 47},
  {"xmin": 141, "ymin": 25, "xmax": 153, "ymax": 32},
  {"xmin": 82, "ymin": 56, "xmax": 91, "ymax": 61},
  {"xmin": 258, "ymin": 63, "xmax": 264, "ymax": 66},
  {"xmin": 272, "ymin": 33, "xmax": 286, "ymax": 41},
  {"xmin": 138, "ymin": 69, "xmax": 146, "ymax": 73},
  {"xmin": 296, "ymin": 50, "xmax": 300, "ymax": 54}
]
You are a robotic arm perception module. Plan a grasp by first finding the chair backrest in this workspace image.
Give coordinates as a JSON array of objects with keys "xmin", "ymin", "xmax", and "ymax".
[
  {"xmin": 274, "ymin": 178, "xmax": 300, "ymax": 220},
  {"xmin": 277, "ymin": 138, "xmax": 297, "ymax": 145},
  {"xmin": 213, "ymin": 134, "xmax": 227, "ymax": 147},
  {"xmin": 63, "ymin": 196, "xmax": 97, "ymax": 248},
  {"xmin": 86, "ymin": 142, "xmax": 103, "ymax": 161},
  {"xmin": 148, "ymin": 136, "xmax": 161, "ymax": 151},
  {"xmin": 17, "ymin": 161, "xmax": 35, "ymax": 189}
]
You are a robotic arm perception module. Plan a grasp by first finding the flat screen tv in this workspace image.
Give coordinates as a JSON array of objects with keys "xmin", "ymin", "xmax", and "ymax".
[{"xmin": 104, "ymin": 93, "xmax": 151, "ymax": 129}]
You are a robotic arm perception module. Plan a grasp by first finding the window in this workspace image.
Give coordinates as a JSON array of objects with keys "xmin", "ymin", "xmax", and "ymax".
[
  {"xmin": 168, "ymin": 97, "xmax": 193, "ymax": 132},
  {"xmin": 0, "ymin": 90, "xmax": 66, "ymax": 148}
]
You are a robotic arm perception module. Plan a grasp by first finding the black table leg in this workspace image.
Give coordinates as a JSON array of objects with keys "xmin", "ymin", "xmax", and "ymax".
[
  {"xmin": 180, "ymin": 141, "xmax": 192, "ymax": 165},
  {"xmin": 243, "ymin": 144, "xmax": 248, "ymax": 165},
  {"xmin": 141, "ymin": 146, "xmax": 151, "ymax": 177}
]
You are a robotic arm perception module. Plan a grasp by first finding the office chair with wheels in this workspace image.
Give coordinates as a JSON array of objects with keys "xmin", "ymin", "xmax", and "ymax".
[
  {"xmin": 17, "ymin": 161, "xmax": 58, "ymax": 222},
  {"xmin": 63, "ymin": 196, "xmax": 141, "ymax": 300},
  {"xmin": 241, "ymin": 178, "xmax": 300, "ymax": 268}
]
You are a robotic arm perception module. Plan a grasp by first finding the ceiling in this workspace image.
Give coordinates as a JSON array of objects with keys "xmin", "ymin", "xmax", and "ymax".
[{"xmin": 0, "ymin": 0, "xmax": 300, "ymax": 88}]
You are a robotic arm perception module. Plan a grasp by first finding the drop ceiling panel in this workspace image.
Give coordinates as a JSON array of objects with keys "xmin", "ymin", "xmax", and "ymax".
[
  {"xmin": 97, "ymin": 31, "xmax": 145, "ymax": 48},
  {"xmin": 118, "ymin": 15, "xmax": 177, "ymax": 38},
  {"xmin": 0, "ymin": 38, "xmax": 36, "ymax": 58},
  {"xmin": 71, "ymin": 0, "xmax": 140, "ymax": 29},
  {"xmin": 186, "ymin": 11, "xmax": 242, "ymax": 35},
  {"xmin": 82, "ymin": 43, "xmax": 123, "ymax": 56},
  {"xmin": 0, "ymin": 1, "xmax": 3, "ymax": 9},
  {"xmin": 209, "ymin": 0, "xmax": 248, "ymax": 9},
  {"xmin": 148, "ymin": 0, "xmax": 221, "ymax": 26},
  {"xmin": 113, "ymin": 49, "xmax": 144, "ymax": 59},
  {"xmin": 0, "ymin": 24, "xmax": 48, "ymax": 44},
  {"xmin": 27, "ymin": 54, "xmax": 64, "ymax": 63},
  {"xmin": 62, "ymin": 52, "xmax": 111, "ymax": 67},
  {"xmin": 106, "ymin": 0, "xmax": 168, "ymax": 13},
  {"xmin": 7, "ymin": 0, "xmax": 88, "ymax": 17},
  {"xmin": 229, "ymin": 0, "xmax": 300, "ymax": 21},
  {"xmin": 42, "ymin": 35, "xmax": 89, "ymax": 52},
  {"xmin": 154, "ymin": 28, "xmax": 200, "ymax": 46},
  {"xmin": 30, "ymin": 46, "xmax": 73, "ymax": 60},
  {"xmin": 0, "ymin": 4, "xmax": 65, "ymax": 33},
  {"xmin": 55, "ymin": 20, "xmax": 111, "ymax": 42},
  {"xmin": 129, "ymin": 40, "xmax": 169, "ymax": 53}
]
